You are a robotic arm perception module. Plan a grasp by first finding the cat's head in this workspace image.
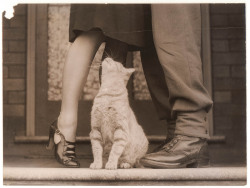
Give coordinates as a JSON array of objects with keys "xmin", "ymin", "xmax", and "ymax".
[{"xmin": 102, "ymin": 58, "xmax": 135, "ymax": 85}]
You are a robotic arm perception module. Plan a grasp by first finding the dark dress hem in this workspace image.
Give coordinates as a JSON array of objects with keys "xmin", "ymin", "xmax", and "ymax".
[{"xmin": 69, "ymin": 4, "xmax": 153, "ymax": 50}]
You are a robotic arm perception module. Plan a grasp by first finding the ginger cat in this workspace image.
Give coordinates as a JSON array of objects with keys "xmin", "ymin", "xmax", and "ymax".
[{"xmin": 90, "ymin": 58, "xmax": 148, "ymax": 170}]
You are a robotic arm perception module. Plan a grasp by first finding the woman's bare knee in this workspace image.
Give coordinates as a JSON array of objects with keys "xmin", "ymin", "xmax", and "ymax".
[{"xmin": 75, "ymin": 30, "xmax": 105, "ymax": 44}]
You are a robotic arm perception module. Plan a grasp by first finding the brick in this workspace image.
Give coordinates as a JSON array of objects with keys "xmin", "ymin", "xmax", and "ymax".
[
  {"xmin": 231, "ymin": 65, "xmax": 245, "ymax": 77},
  {"xmin": 9, "ymin": 41, "xmax": 26, "ymax": 52},
  {"xmin": 231, "ymin": 116, "xmax": 246, "ymax": 128},
  {"xmin": 213, "ymin": 78, "xmax": 245, "ymax": 90},
  {"xmin": 210, "ymin": 15, "xmax": 228, "ymax": 27},
  {"xmin": 212, "ymin": 52, "xmax": 245, "ymax": 65},
  {"xmin": 211, "ymin": 28, "xmax": 245, "ymax": 40},
  {"xmin": 231, "ymin": 104, "xmax": 246, "ymax": 116},
  {"xmin": 213, "ymin": 104, "xmax": 231, "ymax": 116},
  {"xmin": 3, "ymin": 79, "xmax": 25, "ymax": 91},
  {"xmin": 3, "ymin": 91, "xmax": 8, "ymax": 104},
  {"xmin": 211, "ymin": 28, "xmax": 228, "ymax": 39},
  {"xmin": 210, "ymin": 4, "xmax": 228, "ymax": 14},
  {"xmin": 214, "ymin": 91, "xmax": 231, "ymax": 103},
  {"xmin": 231, "ymin": 90, "xmax": 246, "ymax": 104},
  {"xmin": 13, "ymin": 4, "xmax": 27, "ymax": 15},
  {"xmin": 214, "ymin": 103, "xmax": 245, "ymax": 116},
  {"xmin": 214, "ymin": 116, "xmax": 233, "ymax": 130},
  {"xmin": 3, "ymin": 104, "xmax": 25, "ymax": 117},
  {"xmin": 210, "ymin": 4, "xmax": 245, "ymax": 14},
  {"xmin": 212, "ymin": 40, "xmax": 229, "ymax": 52},
  {"xmin": 2, "ymin": 16, "xmax": 10, "ymax": 28},
  {"xmin": 3, "ymin": 53, "xmax": 26, "ymax": 64},
  {"xmin": 2, "ymin": 41, "xmax": 9, "ymax": 52},
  {"xmin": 8, "ymin": 65, "xmax": 25, "ymax": 78},
  {"xmin": 8, "ymin": 91, "xmax": 25, "ymax": 104},
  {"xmin": 10, "ymin": 15, "xmax": 26, "ymax": 28},
  {"xmin": 229, "ymin": 40, "xmax": 246, "ymax": 51},
  {"xmin": 213, "ymin": 65, "xmax": 230, "ymax": 77},
  {"xmin": 3, "ymin": 66, "xmax": 8, "ymax": 78},
  {"xmin": 228, "ymin": 15, "xmax": 245, "ymax": 27},
  {"xmin": 3, "ymin": 116, "xmax": 26, "ymax": 136},
  {"xmin": 3, "ymin": 28, "xmax": 26, "ymax": 40},
  {"xmin": 228, "ymin": 28, "xmax": 245, "ymax": 39}
]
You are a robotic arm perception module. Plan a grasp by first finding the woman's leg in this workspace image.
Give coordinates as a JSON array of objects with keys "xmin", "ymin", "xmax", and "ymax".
[{"xmin": 58, "ymin": 31, "xmax": 105, "ymax": 142}]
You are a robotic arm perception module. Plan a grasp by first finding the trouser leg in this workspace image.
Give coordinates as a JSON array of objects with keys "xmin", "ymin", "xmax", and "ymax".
[
  {"xmin": 151, "ymin": 4, "xmax": 213, "ymax": 138},
  {"xmin": 140, "ymin": 47, "xmax": 176, "ymax": 137}
]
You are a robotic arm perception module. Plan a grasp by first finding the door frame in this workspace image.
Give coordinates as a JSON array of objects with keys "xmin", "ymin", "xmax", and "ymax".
[{"xmin": 18, "ymin": 4, "xmax": 222, "ymax": 143}]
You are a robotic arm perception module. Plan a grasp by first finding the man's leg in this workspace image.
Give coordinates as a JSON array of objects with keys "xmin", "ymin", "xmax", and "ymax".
[
  {"xmin": 141, "ymin": 4, "xmax": 213, "ymax": 168},
  {"xmin": 140, "ymin": 47, "xmax": 176, "ymax": 139}
]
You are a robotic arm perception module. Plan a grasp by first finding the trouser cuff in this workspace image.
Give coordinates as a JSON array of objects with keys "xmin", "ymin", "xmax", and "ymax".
[{"xmin": 175, "ymin": 110, "xmax": 210, "ymax": 139}]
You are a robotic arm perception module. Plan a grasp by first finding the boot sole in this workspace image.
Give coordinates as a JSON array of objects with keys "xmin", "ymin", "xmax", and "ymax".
[{"xmin": 140, "ymin": 158, "xmax": 210, "ymax": 169}]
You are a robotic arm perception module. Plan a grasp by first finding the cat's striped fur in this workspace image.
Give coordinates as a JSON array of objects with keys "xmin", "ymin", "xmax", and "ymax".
[{"xmin": 90, "ymin": 58, "xmax": 148, "ymax": 170}]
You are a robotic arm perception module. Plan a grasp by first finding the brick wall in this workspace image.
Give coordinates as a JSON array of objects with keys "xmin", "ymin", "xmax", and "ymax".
[
  {"xmin": 2, "ymin": 4, "xmax": 246, "ymax": 164},
  {"xmin": 210, "ymin": 4, "xmax": 246, "ymax": 163},
  {"xmin": 2, "ymin": 4, "xmax": 27, "ymax": 142}
]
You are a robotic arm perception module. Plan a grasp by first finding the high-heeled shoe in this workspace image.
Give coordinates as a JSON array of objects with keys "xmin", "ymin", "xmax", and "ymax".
[{"xmin": 46, "ymin": 120, "xmax": 80, "ymax": 168}]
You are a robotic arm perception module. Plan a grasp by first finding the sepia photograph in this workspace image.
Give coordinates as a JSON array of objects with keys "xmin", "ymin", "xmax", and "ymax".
[{"xmin": 2, "ymin": 1, "xmax": 246, "ymax": 186}]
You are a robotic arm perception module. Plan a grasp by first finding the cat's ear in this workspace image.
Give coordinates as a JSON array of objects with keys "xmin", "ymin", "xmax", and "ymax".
[
  {"xmin": 123, "ymin": 68, "xmax": 135, "ymax": 84},
  {"xmin": 126, "ymin": 68, "xmax": 135, "ymax": 76}
]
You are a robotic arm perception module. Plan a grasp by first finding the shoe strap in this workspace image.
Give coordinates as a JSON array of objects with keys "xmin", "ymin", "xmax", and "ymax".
[
  {"xmin": 66, "ymin": 140, "xmax": 76, "ymax": 145},
  {"xmin": 65, "ymin": 152, "xmax": 76, "ymax": 158},
  {"xmin": 65, "ymin": 141, "xmax": 77, "ymax": 159},
  {"xmin": 66, "ymin": 147, "xmax": 75, "ymax": 152}
]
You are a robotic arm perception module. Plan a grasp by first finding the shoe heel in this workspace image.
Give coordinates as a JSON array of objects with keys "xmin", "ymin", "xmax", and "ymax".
[
  {"xmin": 46, "ymin": 125, "xmax": 55, "ymax": 150},
  {"xmin": 187, "ymin": 142, "xmax": 210, "ymax": 168},
  {"xmin": 187, "ymin": 158, "xmax": 210, "ymax": 168}
]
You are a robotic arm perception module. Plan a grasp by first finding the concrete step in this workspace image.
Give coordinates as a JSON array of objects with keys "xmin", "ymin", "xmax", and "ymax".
[
  {"xmin": 3, "ymin": 167, "xmax": 246, "ymax": 186},
  {"xmin": 3, "ymin": 157, "xmax": 247, "ymax": 186}
]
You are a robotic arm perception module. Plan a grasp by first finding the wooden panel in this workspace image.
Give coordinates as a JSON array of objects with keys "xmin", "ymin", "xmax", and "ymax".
[
  {"xmin": 15, "ymin": 135, "xmax": 225, "ymax": 143},
  {"xmin": 201, "ymin": 4, "xmax": 214, "ymax": 136},
  {"xmin": 27, "ymin": 4, "xmax": 215, "ymax": 138},
  {"xmin": 26, "ymin": 5, "xmax": 36, "ymax": 136},
  {"xmin": 35, "ymin": 4, "xmax": 49, "ymax": 136}
]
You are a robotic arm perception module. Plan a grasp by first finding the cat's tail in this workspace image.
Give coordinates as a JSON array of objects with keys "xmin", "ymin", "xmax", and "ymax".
[
  {"xmin": 134, "ymin": 136, "xmax": 149, "ymax": 168},
  {"xmin": 135, "ymin": 158, "xmax": 146, "ymax": 168}
]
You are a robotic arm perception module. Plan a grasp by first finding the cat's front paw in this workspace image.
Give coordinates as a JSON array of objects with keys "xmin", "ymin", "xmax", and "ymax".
[
  {"xmin": 120, "ymin": 162, "xmax": 132, "ymax": 169},
  {"xmin": 90, "ymin": 162, "xmax": 102, "ymax": 169},
  {"xmin": 105, "ymin": 161, "xmax": 117, "ymax": 170}
]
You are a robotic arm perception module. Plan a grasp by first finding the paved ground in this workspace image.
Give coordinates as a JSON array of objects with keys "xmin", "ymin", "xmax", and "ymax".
[
  {"xmin": 4, "ymin": 156, "xmax": 92, "ymax": 168},
  {"xmin": 3, "ymin": 155, "xmax": 246, "ymax": 168}
]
